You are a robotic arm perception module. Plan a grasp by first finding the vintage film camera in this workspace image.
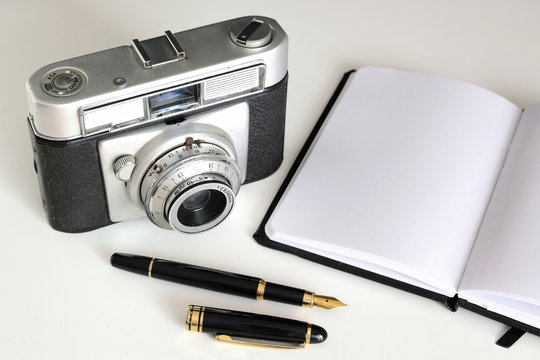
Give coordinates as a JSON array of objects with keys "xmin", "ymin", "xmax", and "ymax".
[{"xmin": 26, "ymin": 16, "xmax": 288, "ymax": 234}]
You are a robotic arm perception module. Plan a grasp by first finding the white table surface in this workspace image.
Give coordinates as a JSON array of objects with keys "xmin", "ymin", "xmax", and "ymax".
[{"xmin": 2, "ymin": 0, "xmax": 540, "ymax": 358}]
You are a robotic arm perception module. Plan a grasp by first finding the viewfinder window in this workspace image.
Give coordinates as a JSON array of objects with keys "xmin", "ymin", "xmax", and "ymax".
[{"xmin": 148, "ymin": 84, "xmax": 200, "ymax": 118}]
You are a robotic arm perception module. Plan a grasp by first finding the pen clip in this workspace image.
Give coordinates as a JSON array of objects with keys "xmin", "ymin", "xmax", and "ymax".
[{"xmin": 215, "ymin": 334, "xmax": 306, "ymax": 349}]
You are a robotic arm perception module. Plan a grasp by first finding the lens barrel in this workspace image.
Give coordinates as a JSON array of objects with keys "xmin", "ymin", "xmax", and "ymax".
[{"xmin": 140, "ymin": 141, "xmax": 241, "ymax": 233}]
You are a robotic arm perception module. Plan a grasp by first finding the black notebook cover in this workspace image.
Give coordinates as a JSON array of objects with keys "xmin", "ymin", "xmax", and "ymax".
[{"xmin": 253, "ymin": 70, "xmax": 540, "ymax": 347}]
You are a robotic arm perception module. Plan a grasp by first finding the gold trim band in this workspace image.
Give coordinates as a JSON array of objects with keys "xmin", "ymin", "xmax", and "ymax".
[
  {"xmin": 305, "ymin": 323, "xmax": 312, "ymax": 345},
  {"xmin": 185, "ymin": 305, "xmax": 205, "ymax": 332},
  {"xmin": 256, "ymin": 280, "xmax": 267, "ymax": 300},
  {"xmin": 199, "ymin": 307, "xmax": 205, "ymax": 332},
  {"xmin": 148, "ymin": 257, "xmax": 155, "ymax": 278},
  {"xmin": 185, "ymin": 305, "xmax": 193, "ymax": 331},
  {"xmin": 302, "ymin": 291, "xmax": 315, "ymax": 308}
]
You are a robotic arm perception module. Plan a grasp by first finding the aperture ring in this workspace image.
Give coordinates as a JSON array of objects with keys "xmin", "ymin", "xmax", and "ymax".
[{"xmin": 139, "ymin": 142, "xmax": 229, "ymax": 201}]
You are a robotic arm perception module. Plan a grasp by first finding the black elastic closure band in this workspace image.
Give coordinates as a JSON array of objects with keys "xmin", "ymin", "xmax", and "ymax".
[
  {"xmin": 496, "ymin": 327, "xmax": 525, "ymax": 348},
  {"xmin": 445, "ymin": 294, "xmax": 459, "ymax": 312}
]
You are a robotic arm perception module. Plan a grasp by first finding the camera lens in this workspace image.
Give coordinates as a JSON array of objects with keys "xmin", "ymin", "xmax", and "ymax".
[
  {"xmin": 176, "ymin": 189, "xmax": 227, "ymax": 227},
  {"xmin": 165, "ymin": 179, "xmax": 235, "ymax": 233},
  {"xmin": 140, "ymin": 139, "xmax": 241, "ymax": 234}
]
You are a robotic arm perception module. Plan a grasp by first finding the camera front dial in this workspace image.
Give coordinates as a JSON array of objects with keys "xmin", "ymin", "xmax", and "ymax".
[{"xmin": 139, "ymin": 137, "xmax": 241, "ymax": 233}]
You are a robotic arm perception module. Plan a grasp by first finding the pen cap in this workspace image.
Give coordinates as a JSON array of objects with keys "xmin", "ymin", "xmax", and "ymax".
[
  {"xmin": 186, "ymin": 305, "xmax": 327, "ymax": 344},
  {"xmin": 110, "ymin": 253, "xmax": 152, "ymax": 276}
]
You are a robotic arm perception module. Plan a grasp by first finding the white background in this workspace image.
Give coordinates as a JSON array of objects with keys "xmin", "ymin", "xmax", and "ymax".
[{"xmin": 2, "ymin": 0, "xmax": 540, "ymax": 358}]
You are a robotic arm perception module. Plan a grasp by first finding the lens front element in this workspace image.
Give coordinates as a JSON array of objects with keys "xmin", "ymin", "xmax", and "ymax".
[
  {"xmin": 140, "ymin": 139, "xmax": 241, "ymax": 233},
  {"xmin": 182, "ymin": 189, "xmax": 212, "ymax": 211},
  {"xmin": 169, "ymin": 182, "xmax": 233, "ymax": 232}
]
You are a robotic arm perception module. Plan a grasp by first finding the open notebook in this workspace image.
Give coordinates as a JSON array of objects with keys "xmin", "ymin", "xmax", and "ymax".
[{"xmin": 254, "ymin": 66, "xmax": 540, "ymax": 345}]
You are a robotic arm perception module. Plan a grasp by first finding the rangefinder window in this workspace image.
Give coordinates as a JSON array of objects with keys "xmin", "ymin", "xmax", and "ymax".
[{"xmin": 149, "ymin": 84, "xmax": 200, "ymax": 118}]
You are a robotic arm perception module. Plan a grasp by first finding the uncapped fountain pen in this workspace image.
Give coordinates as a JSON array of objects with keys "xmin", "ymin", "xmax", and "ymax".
[{"xmin": 111, "ymin": 253, "xmax": 346, "ymax": 309}]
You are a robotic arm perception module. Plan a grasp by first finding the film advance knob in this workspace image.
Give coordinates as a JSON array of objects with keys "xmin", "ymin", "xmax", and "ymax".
[
  {"xmin": 114, "ymin": 155, "xmax": 137, "ymax": 181},
  {"xmin": 229, "ymin": 18, "xmax": 272, "ymax": 48}
]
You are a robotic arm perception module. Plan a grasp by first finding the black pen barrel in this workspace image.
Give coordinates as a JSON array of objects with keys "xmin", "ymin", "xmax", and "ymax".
[
  {"xmin": 110, "ymin": 253, "xmax": 152, "ymax": 276},
  {"xmin": 111, "ymin": 253, "xmax": 260, "ymax": 299},
  {"xmin": 152, "ymin": 258, "xmax": 260, "ymax": 298},
  {"xmin": 264, "ymin": 282, "xmax": 306, "ymax": 306},
  {"xmin": 186, "ymin": 305, "xmax": 327, "ymax": 344}
]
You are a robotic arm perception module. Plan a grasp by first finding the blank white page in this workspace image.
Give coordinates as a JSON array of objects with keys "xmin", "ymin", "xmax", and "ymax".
[
  {"xmin": 460, "ymin": 104, "xmax": 540, "ymax": 315},
  {"xmin": 266, "ymin": 67, "xmax": 521, "ymax": 295}
]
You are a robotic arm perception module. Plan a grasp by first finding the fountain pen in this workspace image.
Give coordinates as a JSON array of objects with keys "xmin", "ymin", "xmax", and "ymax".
[{"xmin": 110, "ymin": 253, "xmax": 346, "ymax": 309}]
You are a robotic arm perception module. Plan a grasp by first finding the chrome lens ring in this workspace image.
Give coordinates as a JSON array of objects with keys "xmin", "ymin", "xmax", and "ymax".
[
  {"xmin": 139, "ymin": 142, "xmax": 230, "ymax": 199},
  {"xmin": 167, "ymin": 179, "xmax": 235, "ymax": 233},
  {"xmin": 141, "ymin": 142, "xmax": 241, "ymax": 232}
]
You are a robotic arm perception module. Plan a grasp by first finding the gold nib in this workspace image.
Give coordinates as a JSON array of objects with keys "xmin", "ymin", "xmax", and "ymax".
[{"xmin": 312, "ymin": 295, "xmax": 347, "ymax": 310}]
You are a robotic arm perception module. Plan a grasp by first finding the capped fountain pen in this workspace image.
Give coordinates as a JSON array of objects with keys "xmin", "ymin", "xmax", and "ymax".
[{"xmin": 111, "ymin": 253, "xmax": 346, "ymax": 309}]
